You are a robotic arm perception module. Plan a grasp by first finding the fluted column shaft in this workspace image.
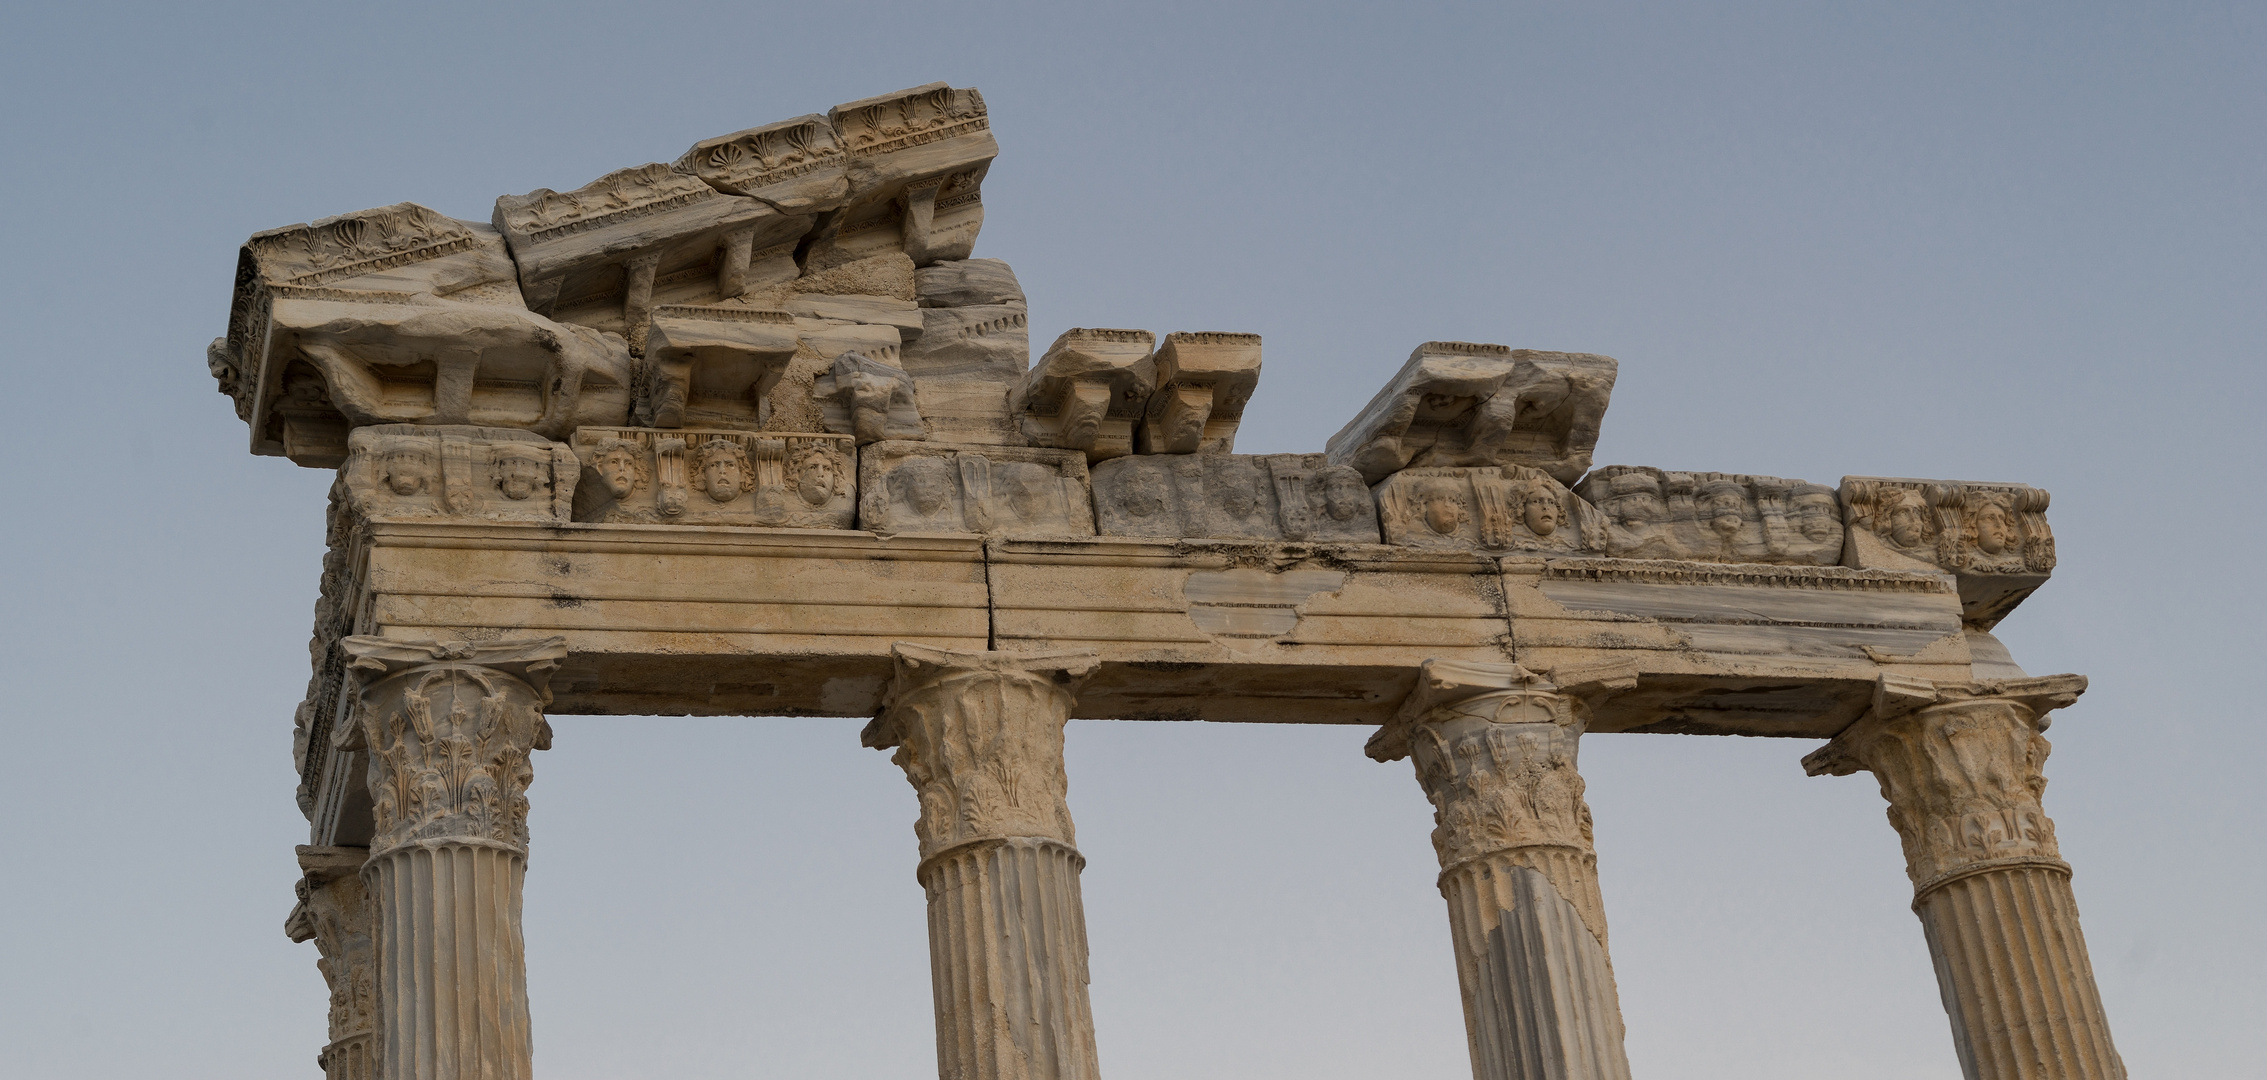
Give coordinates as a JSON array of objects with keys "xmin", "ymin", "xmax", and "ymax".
[
  {"xmin": 339, "ymin": 636, "xmax": 566, "ymax": 1080},
  {"xmin": 864, "ymin": 644, "xmax": 1103, "ymax": 1080},
  {"xmin": 288, "ymin": 845, "xmax": 378, "ymax": 1080},
  {"xmin": 1371, "ymin": 661, "xmax": 1633, "ymax": 1080},
  {"xmin": 1807, "ymin": 677, "xmax": 2123, "ymax": 1080}
]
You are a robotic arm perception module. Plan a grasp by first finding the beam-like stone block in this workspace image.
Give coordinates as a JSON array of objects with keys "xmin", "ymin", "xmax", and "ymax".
[
  {"xmin": 1575, "ymin": 466, "xmax": 1843, "ymax": 565},
  {"xmin": 1840, "ymin": 476, "xmax": 2055, "ymax": 628},
  {"xmin": 570, "ymin": 427, "xmax": 854, "ymax": 527},
  {"xmin": 638, "ymin": 305, "xmax": 799, "ymax": 429},
  {"xmin": 800, "ymin": 83, "xmax": 996, "ymax": 270},
  {"xmin": 1013, "ymin": 329, "xmax": 1157, "ymax": 461},
  {"xmin": 859, "ymin": 442, "xmax": 1094, "ymax": 536},
  {"xmin": 1375, "ymin": 465, "xmax": 1604, "ymax": 554},
  {"xmin": 1327, "ymin": 342, "xmax": 1616, "ymax": 485},
  {"xmin": 1090, "ymin": 453, "xmax": 1380, "ymax": 542},
  {"xmin": 674, "ymin": 113, "xmax": 850, "ymax": 213},
  {"xmin": 1136, "ymin": 332, "xmax": 1261, "ymax": 455}
]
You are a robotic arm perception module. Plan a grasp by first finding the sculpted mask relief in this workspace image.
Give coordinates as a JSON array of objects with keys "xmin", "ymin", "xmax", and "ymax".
[
  {"xmin": 1376, "ymin": 465, "xmax": 1605, "ymax": 553},
  {"xmin": 342, "ymin": 425, "xmax": 577, "ymax": 523},
  {"xmin": 858, "ymin": 441, "xmax": 1094, "ymax": 536},
  {"xmin": 571, "ymin": 427, "xmax": 855, "ymax": 527},
  {"xmin": 1841, "ymin": 476, "xmax": 2055, "ymax": 627},
  {"xmin": 1573, "ymin": 466, "xmax": 1844, "ymax": 565},
  {"xmin": 1091, "ymin": 452, "xmax": 1381, "ymax": 542}
]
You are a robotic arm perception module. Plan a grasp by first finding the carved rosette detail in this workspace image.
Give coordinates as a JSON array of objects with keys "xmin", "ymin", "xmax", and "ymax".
[
  {"xmin": 862, "ymin": 645, "xmax": 1100, "ymax": 863},
  {"xmin": 337, "ymin": 638, "xmax": 566, "ymax": 857}
]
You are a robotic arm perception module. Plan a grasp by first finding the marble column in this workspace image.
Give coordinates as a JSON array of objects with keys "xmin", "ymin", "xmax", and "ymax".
[
  {"xmin": 287, "ymin": 845, "xmax": 378, "ymax": 1080},
  {"xmin": 337, "ymin": 636, "xmax": 567, "ymax": 1080},
  {"xmin": 1368, "ymin": 660, "xmax": 1635, "ymax": 1080},
  {"xmin": 862, "ymin": 644, "xmax": 1105, "ymax": 1080},
  {"xmin": 1805, "ymin": 674, "xmax": 2124, "ymax": 1080}
]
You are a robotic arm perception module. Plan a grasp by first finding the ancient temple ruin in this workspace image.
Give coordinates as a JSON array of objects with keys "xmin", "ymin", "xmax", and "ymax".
[{"xmin": 213, "ymin": 83, "xmax": 2124, "ymax": 1080}]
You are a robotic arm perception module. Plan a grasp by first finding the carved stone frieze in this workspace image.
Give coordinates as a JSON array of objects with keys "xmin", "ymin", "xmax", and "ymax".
[
  {"xmin": 814, "ymin": 351, "xmax": 927, "ymax": 443},
  {"xmin": 675, "ymin": 113, "xmax": 851, "ymax": 213},
  {"xmin": 570, "ymin": 427, "xmax": 854, "ymax": 528},
  {"xmin": 1136, "ymin": 332, "xmax": 1262, "ymax": 455},
  {"xmin": 860, "ymin": 644, "xmax": 1100, "ymax": 861},
  {"xmin": 284, "ymin": 845, "xmax": 375, "ymax": 1079},
  {"xmin": 1574, "ymin": 465, "xmax": 1844, "ymax": 565},
  {"xmin": 636, "ymin": 305, "xmax": 799, "ymax": 429},
  {"xmin": 341, "ymin": 425, "xmax": 577, "ymax": 524},
  {"xmin": 801, "ymin": 83, "xmax": 995, "ymax": 271},
  {"xmin": 335, "ymin": 637, "xmax": 566, "ymax": 856},
  {"xmin": 859, "ymin": 441, "xmax": 1094, "ymax": 536},
  {"xmin": 1012, "ymin": 328, "xmax": 1157, "ymax": 460},
  {"xmin": 1091, "ymin": 453, "xmax": 1381, "ymax": 542},
  {"xmin": 1840, "ymin": 476, "xmax": 2055, "ymax": 628},
  {"xmin": 294, "ymin": 483, "xmax": 368, "ymax": 818},
  {"xmin": 1803, "ymin": 675, "xmax": 2086, "ymax": 892},
  {"xmin": 1326, "ymin": 341, "xmax": 1617, "ymax": 485},
  {"xmin": 1375, "ymin": 465, "xmax": 1605, "ymax": 553}
]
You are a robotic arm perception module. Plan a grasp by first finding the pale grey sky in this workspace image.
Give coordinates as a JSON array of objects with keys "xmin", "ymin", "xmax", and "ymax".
[{"xmin": 2, "ymin": 3, "xmax": 2260, "ymax": 1078}]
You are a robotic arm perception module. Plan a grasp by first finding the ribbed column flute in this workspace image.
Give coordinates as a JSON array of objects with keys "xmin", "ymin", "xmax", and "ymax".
[
  {"xmin": 864, "ymin": 644, "xmax": 1104, "ymax": 1080},
  {"xmin": 338, "ymin": 636, "xmax": 567, "ymax": 1080},
  {"xmin": 1806, "ymin": 675, "xmax": 2124, "ymax": 1080},
  {"xmin": 1369, "ymin": 660, "xmax": 1635, "ymax": 1080}
]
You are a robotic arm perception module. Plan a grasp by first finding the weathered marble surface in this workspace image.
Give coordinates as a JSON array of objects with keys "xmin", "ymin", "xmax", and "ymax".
[
  {"xmin": 1840, "ymin": 476, "xmax": 2054, "ymax": 628},
  {"xmin": 637, "ymin": 305, "xmax": 799, "ymax": 429},
  {"xmin": 571, "ymin": 427, "xmax": 854, "ymax": 528},
  {"xmin": 814, "ymin": 351, "xmax": 926, "ymax": 444},
  {"xmin": 1328, "ymin": 341, "xmax": 1616, "ymax": 486},
  {"xmin": 859, "ymin": 441, "xmax": 1094, "ymax": 536},
  {"xmin": 1090, "ymin": 453, "xmax": 1379, "ymax": 542},
  {"xmin": 342, "ymin": 424, "xmax": 577, "ymax": 524},
  {"xmin": 1138, "ymin": 332, "xmax": 1261, "ymax": 455},
  {"xmin": 1575, "ymin": 465, "xmax": 1843, "ymax": 565},
  {"xmin": 1375, "ymin": 465, "xmax": 1604, "ymax": 554},
  {"xmin": 1013, "ymin": 328, "xmax": 1156, "ymax": 461}
]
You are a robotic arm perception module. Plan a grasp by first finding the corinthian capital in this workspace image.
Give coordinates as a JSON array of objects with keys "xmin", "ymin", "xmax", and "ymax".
[
  {"xmin": 861, "ymin": 644, "xmax": 1100, "ymax": 862},
  {"xmin": 1369, "ymin": 659, "xmax": 1635, "ymax": 870},
  {"xmin": 336, "ymin": 636, "xmax": 567, "ymax": 856},
  {"xmin": 1804, "ymin": 674, "xmax": 2086, "ymax": 893}
]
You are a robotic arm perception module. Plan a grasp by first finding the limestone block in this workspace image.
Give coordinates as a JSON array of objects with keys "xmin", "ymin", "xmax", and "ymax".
[
  {"xmin": 1574, "ymin": 465, "xmax": 1843, "ymax": 565},
  {"xmin": 494, "ymin": 163, "xmax": 808, "ymax": 352},
  {"xmin": 1840, "ymin": 476, "xmax": 2055, "ymax": 628},
  {"xmin": 571, "ymin": 427, "xmax": 854, "ymax": 528},
  {"xmin": 915, "ymin": 258, "xmax": 1024, "ymax": 308},
  {"xmin": 814, "ymin": 352, "xmax": 926, "ymax": 444},
  {"xmin": 1091, "ymin": 453, "xmax": 1381, "ymax": 542},
  {"xmin": 1326, "ymin": 341, "xmax": 1617, "ymax": 485},
  {"xmin": 637, "ymin": 305, "xmax": 799, "ymax": 429},
  {"xmin": 784, "ymin": 293, "xmax": 923, "ymax": 339},
  {"xmin": 1376, "ymin": 465, "xmax": 1605, "ymax": 554},
  {"xmin": 674, "ymin": 113, "xmax": 850, "ymax": 213},
  {"xmin": 343, "ymin": 424, "xmax": 577, "ymax": 524},
  {"xmin": 1012, "ymin": 328, "xmax": 1157, "ymax": 460},
  {"xmin": 801, "ymin": 84, "xmax": 996, "ymax": 270},
  {"xmin": 899, "ymin": 307, "xmax": 1031, "ymax": 446},
  {"xmin": 1136, "ymin": 332, "xmax": 1261, "ymax": 454},
  {"xmin": 859, "ymin": 441, "xmax": 1094, "ymax": 537}
]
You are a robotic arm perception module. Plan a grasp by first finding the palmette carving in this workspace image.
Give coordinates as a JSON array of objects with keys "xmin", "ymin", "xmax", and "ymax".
[
  {"xmin": 336, "ymin": 637, "xmax": 565, "ymax": 856},
  {"xmin": 570, "ymin": 427, "xmax": 854, "ymax": 527},
  {"xmin": 1805, "ymin": 676, "xmax": 2085, "ymax": 892},
  {"xmin": 1575, "ymin": 465, "xmax": 1844, "ymax": 565},
  {"xmin": 861, "ymin": 645, "xmax": 1100, "ymax": 862},
  {"xmin": 1375, "ymin": 464, "xmax": 1605, "ymax": 553}
]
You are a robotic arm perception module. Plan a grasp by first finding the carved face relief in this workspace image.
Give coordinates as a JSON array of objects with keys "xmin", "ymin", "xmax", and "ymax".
[
  {"xmin": 1216, "ymin": 467, "xmax": 1263, "ymax": 519},
  {"xmin": 846, "ymin": 371, "xmax": 898, "ymax": 443},
  {"xmin": 1609, "ymin": 490, "xmax": 1664, "ymax": 527},
  {"xmin": 1885, "ymin": 492, "xmax": 1931, "ymax": 548},
  {"xmin": 792, "ymin": 450, "xmax": 839, "ymax": 507},
  {"xmin": 495, "ymin": 453, "xmax": 546, "ymax": 501},
  {"xmin": 1520, "ymin": 488, "xmax": 1563, "ymax": 537},
  {"xmin": 1700, "ymin": 485, "xmax": 1746, "ymax": 538},
  {"xmin": 1792, "ymin": 491, "xmax": 1840, "ymax": 542},
  {"xmin": 593, "ymin": 445, "xmax": 643, "ymax": 500},
  {"xmin": 702, "ymin": 457, "xmax": 745, "ymax": 502},
  {"xmin": 1418, "ymin": 482, "xmax": 1466, "ymax": 535},
  {"xmin": 382, "ymin": 448, "xmax": 432, "ymax": 496},
  {"xmin": 1122, "ymin": 465, "xmax": 1169, "ymax": 518},
  {"xmin": 898, "ymin": 458, "xmax": 955, "ymax": 517},
  {"xmin": 1321, "ymin": 472, "xmax": 1367, "ymax": 522},
  {"xmin": 1973, "ymin": 500, "xmax": 2016, "ymax": 555}
]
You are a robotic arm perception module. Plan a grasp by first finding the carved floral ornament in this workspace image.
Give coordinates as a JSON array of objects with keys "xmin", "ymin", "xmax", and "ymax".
[{"xmin": 335, "ymin": 637, "xmax": 567, "ymax": 856}]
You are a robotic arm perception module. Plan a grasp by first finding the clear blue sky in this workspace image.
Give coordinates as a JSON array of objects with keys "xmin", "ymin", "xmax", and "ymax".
[{"xmin": 2, "ymin": 3, "xmax": 2260, "ymax": 1077}]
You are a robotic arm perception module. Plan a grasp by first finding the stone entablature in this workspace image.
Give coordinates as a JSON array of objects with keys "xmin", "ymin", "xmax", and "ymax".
[{"xmin": 223, "ymin": 82, "xmax": 2118, "ymax": 1080}]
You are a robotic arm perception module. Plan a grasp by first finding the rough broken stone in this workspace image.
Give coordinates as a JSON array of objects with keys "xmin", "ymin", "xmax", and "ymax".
[
  {"xmin": 342, "ymin": 424, "xmax": 577, "ymax": 523},
  {"xmin": 915, "ymin": 258, "xmax": 1024, "ymax": 308},
  {"xmin": 1091, "ymin": 453, "xmax": 1380, "ymax": 542},
  {"xmin": 1575, "ymin": 466, "xmax": 1843, "ymax": 566},
  {"xmin": 859, "ymin": 441, "xmax": 1093, "ymax": 536},
  {"xmin": 814, "ymin": 351, "xmax": 926, "ymax": 444},
  {"xmin": 1326, "ymin": 341, "xmax": 1616, "ymax": 485},
  {"xmin": 1375, "ymin": 465, "xmax": 1604, "ymax": 553},
  {"xmin": 572, "ymin": 427, "xmax": 854, "ymax": 528},
  {"xmin": 1137, "ymin": 332, "xmax": 1262, "ymax": 455},
  {"xmin": 1012, "ymin": 328, "xmax": 1157, "ymax": 460},
  {"xmin": 1840, "ymin": 476, "xmax": 2055, "ymax": 628}
]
